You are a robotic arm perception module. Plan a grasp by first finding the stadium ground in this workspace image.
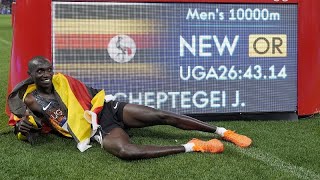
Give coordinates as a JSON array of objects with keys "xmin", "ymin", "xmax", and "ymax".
[{"xmin": 0, "ymin": 15, "xmax": 320, "ymax": 180}]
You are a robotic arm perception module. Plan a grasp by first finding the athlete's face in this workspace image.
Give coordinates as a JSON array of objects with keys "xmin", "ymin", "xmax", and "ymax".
[{"xmin": 30, "ymin": 62, "xmax": 54, "ymax": 89}]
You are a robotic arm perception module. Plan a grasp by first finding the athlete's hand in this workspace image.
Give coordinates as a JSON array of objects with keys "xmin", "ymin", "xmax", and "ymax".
[{"xmin": 17, "ymin": 110, "xmax": 40, "ymax": 134}]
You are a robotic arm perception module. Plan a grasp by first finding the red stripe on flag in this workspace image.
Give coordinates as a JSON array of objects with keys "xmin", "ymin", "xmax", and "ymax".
[
  {"xmin": 55, "ymin": 34, "xmax": 161, "ymax": 49},
  {"xmin": 64, "ymin": 74, "xmax": 92, "ymax": 110}
]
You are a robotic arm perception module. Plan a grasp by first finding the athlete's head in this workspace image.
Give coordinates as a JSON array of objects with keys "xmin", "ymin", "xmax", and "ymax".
[
  {"xmin": 28, "ymin": 56, "xmax": 53, "ymax": 89},
  {"xmin": 28, "ymin": 56, "xmax": 51, "ymax": 73}
]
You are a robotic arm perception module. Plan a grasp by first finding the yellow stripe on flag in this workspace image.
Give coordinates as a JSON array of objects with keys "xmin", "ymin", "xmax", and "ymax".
[
  {"xmin": 52, "ymin": 74, "xmax": 91, "ymax": 142},
  {"xmin": 91, "ymin": 90, "xmax": 105, "ymax": 114},
  {"xmin": 23, "ymin": 84, "xmax": 36, "ymax": 101},
  {"xmin": 54, "ymin": 63, "xmax": 162, "ymax": 76},
  {"xmin": 54, "ymin": 19, "xmax": 162, "ymax": 34}
]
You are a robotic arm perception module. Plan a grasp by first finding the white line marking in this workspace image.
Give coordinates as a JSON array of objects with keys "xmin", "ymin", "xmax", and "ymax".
[
  {"xmin": 0, "ymin": 38, "xmax": 10, "ymax": 45},
  {"xmin": 226, "ymin": 143, "xmax": 320, "ymax": 180}
]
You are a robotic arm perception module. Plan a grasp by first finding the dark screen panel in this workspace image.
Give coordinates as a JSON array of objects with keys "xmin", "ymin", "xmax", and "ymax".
[{"xmin": 52, "ymin": 2, "xmax": 297, "ymax": 114}]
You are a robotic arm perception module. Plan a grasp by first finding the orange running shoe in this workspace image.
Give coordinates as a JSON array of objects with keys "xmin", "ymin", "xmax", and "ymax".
[
  {"xmin": 222, "ymin": 130, "xmax": 252, "ymax": 148},
  {"xmin": 188, "ymin": 138, "xmax": 224, "ymax": 153}
]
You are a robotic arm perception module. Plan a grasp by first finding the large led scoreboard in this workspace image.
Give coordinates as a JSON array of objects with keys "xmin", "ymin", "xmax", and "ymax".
[
  {"xmin": 7, "ymin": 0, "xmax": 320, "ymax": 118},
  {"xmin": 52, "ymin": 2, "xmax": 297, "ymax": 114}
]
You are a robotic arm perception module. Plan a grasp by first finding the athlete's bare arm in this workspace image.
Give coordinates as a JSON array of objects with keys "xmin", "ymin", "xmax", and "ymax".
[
  {"xmin": 17, "ymin": 94, "xmax": 40, "ymax": 135},
  {"xmin": 24, "ymin": 93, "xmax": 43, "ymax": 118},
  {"xmin": 16, "ymin": 94, "xmax": 44, "ymax": 135}
]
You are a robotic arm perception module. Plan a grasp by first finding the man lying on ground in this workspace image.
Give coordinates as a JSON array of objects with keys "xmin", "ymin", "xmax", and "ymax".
[{"xmin": 8, "ymin": 56, "xmax": 252, "ymax": 160}]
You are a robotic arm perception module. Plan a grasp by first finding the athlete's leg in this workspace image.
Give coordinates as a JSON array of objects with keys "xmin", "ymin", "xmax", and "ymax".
[
  {"xmin": 102, "ymin": 127, "xmax": 186, "ymax": 160},
  {"xmin": 102, "ymin": 128, "xmax": 224, "ymax": 160},
  {"xmin": 122, "ymin": 103, "xmax": 217, "ymax": 133},
  {"xmin": 121, "ymin": 104, "xmax": 252, "ymax": 148}
]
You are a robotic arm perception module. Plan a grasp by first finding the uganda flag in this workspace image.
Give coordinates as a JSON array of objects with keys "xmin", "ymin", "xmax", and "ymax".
[{"xmin": 8, "ymin": 73, "xmax": 105, "ymax": 152}]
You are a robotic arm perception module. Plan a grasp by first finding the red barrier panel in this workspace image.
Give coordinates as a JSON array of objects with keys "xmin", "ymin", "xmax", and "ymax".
[
  {"xmin": 5, "ymin": 0, "xmax": 52, "ymax": 115},
  {"xmin": 298, "ymin": 0, "xmax": 320, "ymax": 115}
]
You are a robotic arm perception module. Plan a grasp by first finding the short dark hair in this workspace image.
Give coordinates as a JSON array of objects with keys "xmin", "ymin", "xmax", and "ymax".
[{"xmin": 28, "ymin": 56, "xmax": 51, "ymax": 74}]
